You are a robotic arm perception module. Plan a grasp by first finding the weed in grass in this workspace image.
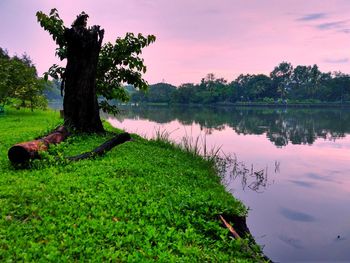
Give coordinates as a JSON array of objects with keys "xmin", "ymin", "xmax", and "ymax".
[
  {"xmin": 154, "ymin": 126, "xmax": 277, "ymax": 194},
  {"xmin": 153, "ymin": 126, "xmax": 178, "ymax": 143}
]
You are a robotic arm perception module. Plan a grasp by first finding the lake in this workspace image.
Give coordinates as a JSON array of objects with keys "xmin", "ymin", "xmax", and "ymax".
[{"xmin": 105, "ymin": 105, "xmax": 350, "ymax": 262}]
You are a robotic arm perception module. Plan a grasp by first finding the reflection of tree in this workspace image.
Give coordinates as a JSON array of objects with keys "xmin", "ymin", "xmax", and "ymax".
[
  {"xmin": 114, "ymin": 105, "xmax": 350, "ymax": 147},
  {"xmin": 233, "ymin": 163, "xmax": 269, "ymax": 193},
  {"xmin": 222, "ymin": 157, "xmax": 279, "ymax": 193}
]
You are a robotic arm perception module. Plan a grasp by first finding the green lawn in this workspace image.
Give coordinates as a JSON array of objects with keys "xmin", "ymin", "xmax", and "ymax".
[{"xmin": 0, "ymin": 108, "xmax": 264, "ymax": 262}]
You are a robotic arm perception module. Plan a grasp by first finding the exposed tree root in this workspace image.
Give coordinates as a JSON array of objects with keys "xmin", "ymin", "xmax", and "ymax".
[
  {"xmin": 67, "ymin": 132, "xmax": 131, "ymax": 161},
  {"xmin": 219, "ymin": 214, "xmax": 272, "ymax": 262},
  {"xmin": 219, "ymin": 215, "xmax": 241, "ymax": 239}
]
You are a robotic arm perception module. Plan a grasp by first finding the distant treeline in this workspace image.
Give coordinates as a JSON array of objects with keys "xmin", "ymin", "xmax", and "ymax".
[
  {"xmin": 3, "ymin": 45, "xmax": 350, "ymax": 109},
  {"xmin": 130, "ymin": 62, "xmax": 350, "ymax": 104}
]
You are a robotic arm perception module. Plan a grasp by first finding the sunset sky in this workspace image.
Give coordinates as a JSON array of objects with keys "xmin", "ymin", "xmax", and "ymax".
[{"xmin": 0, "ymin": 0, "xmax": 350, "ymax": 85}]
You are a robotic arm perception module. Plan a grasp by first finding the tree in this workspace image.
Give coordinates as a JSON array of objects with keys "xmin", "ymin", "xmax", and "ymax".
[
  {"xmin": 146, "ymin": 83, "xmax": 177, "ymax": 103},
  {"xmin": 234, "ymin": 74, "xmax": 252, "ymax": 101},
  {"xmin": 0, "ymin": 48, "xmax": 11, "ymax": 106},
  {"xmin": 234, "ymin": 74, "xmax": 271, "ymax": 101},
  {"xmin": 37, "ymin": 9, "xmax": 155, "ymax": 132},
  {"xmin": 324, "ymin": 72, "xmax": 350, "ymax": 102},
  {"xmin": 199, "ymin": 73, "xmax": 227, "ymax": 103},
  {"xmin": 290, "ymin": 65, "xmax": 311, "ymax": 99},
  {"xmin": 173, "ymin": 83, "xmax": 197, "ymax": 104},
  {"xmin": 308, "ymin": 64, "xmax": 322, "ymax": 99},
  {"xmin": 0, "ymin": 49, "xmax": 47, "ymax": 110},
  {"xmin": 10, "ymin": 55, "xmax": 47, "ymax": 110},
  {"xmin": 270, "ymin": 62, "xmax": 293, "ymax": 100}
]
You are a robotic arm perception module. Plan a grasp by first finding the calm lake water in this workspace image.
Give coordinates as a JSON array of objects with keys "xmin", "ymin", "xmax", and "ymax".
[{"xmin": 105, "ymin": 105, "xmax": 350, "ymax": 262}]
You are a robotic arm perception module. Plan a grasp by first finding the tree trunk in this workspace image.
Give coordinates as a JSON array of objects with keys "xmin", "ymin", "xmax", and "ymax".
[
  {"xmin": 63, "ymin": 16, "xmax": 104, "ymax": 133},
  {"xmin": 8, "ymin": 126, "xmax": 69, "ymax": 164}
]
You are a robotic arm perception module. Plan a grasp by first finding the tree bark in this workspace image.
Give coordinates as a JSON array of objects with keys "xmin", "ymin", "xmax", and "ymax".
[
  {"xmin": 8, "ymin": 126, "xmax": 69, "ymax": 164},
  {"xmin": 63, "ymin": 15, "xmax": 104, "ymax": 132}
]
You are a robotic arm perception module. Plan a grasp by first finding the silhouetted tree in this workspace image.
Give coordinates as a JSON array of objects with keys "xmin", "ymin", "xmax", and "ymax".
[
  {"xmin": 270, "ymin": 62, "xmax": 293, "ymax": 100},
  {"xmin": 37, "ymin": 9, "xmax": 155, "ymax": 132}
]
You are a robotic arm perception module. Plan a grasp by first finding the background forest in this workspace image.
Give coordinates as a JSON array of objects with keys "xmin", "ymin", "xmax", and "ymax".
[
  {"xmin": 1, "ymin": 48, "xmax": 350, "ymax": 109},
  {"xmin": 131, "ymin": 62, "xmax": 350, "ymax": 105}
]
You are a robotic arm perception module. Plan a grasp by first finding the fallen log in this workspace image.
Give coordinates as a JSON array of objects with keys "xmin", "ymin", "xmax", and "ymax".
[
  {"xmin": 67, "ymin": 132, "xmax": 131, "ymax": 161},
  {"xmin": 8, "ymin": 126, "xmax": 69, "ymax": 164}
]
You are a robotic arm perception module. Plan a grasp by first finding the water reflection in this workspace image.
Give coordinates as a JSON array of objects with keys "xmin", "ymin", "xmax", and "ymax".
[
  {"xmin": 223, "ymin": 159, "xmax": 278, "ymax": 193},
  {"xmin": 288, "ymin": 180, "xmax": 316, "ymax": 188},
  {"xmin": 306, "ymin": 172, "xmax": 339, "ymax": 183},
  {"xmin": 279, "ymin": 208, "xmax": 316, "ymax": 222},
  {"xmin": 107, "ymin": 105, "xmax": 350, "ymax": 262},
  {"xmin": 278, "ymin": 235, "xmax": 304, "ymax": 249},
  {"xmin": 114, "ymin": 106, "xmax": 350, "ymax": 147}
]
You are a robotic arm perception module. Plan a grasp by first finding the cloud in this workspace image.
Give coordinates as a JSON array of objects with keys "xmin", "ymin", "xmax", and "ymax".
[
  {"xmin": 324, "ymin": 58, "xmax": 349, "ymax": 64},
  {"xmin": 339, "ymin": 28, "xmax": 350, "ymax": 34},
  {"xmin": 316, "ymin": 20, "xmax": 348, "ymax": 30},
  {"xmin": 295, "ymin": 13, "xmax": 350, "ymax": 35},
  {"xmin": 297, "ymin": 13, "xmax": 327, "ymax": 21}
]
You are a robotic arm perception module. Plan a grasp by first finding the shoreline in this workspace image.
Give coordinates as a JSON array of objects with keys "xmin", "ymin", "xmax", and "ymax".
[
  {"xmin": 0, "ymin": 108, "xmax": 268, "ymax": 261},
  {"xmin": 115, "ymin": 101, "xmax": 350, "ymax": 109},
  {"xmin": 48, "ymin": 99, "xmax": 350, "ymax": 110}
]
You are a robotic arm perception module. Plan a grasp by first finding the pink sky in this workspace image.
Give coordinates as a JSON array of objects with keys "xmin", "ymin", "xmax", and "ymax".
[{"xmin": 1, "ymin": 0, "xmax": 350, "ymax": 85}]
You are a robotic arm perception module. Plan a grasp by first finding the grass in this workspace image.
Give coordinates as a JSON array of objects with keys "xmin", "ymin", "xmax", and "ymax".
[
  {"xmin": 0, "ymin": 108, "xmax": 265, "ymax": 262},
  {"xmin": 153, "ymin": 127, "xmax": 222, "ymax": 162}
]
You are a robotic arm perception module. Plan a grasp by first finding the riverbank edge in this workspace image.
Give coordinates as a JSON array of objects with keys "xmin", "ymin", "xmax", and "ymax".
[
  {"xmin": 144, "ymin": 122, "xmax": 272, "ymax": 262},
  {"xmin": 48, "ymin": 99, "xmax": 350, "ymax": 110},
  {"xmin": 0, "ymin": 108, "xmax": 268, "ymax": 262},
  {"xmin": 120, "ymin": 101, "xmax": 350, "ymax": 109}
]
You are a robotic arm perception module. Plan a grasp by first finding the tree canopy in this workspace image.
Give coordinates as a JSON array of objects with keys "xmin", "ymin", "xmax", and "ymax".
[
  {"xmin": 131, "ymin": 63, "xmax": 350, "ymax": 105},
  {"xmin": 0, "ymin": 48, "xmax": 47, "ymax": 110},
  {"xmin": 36, "ymin": 8, "xmax": 155, "ymax": 115}
]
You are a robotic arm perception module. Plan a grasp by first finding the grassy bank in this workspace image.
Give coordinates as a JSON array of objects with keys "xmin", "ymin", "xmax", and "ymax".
[{"xmin": 0, "ymin": 108, "xmax": 264, "ymax": 262}]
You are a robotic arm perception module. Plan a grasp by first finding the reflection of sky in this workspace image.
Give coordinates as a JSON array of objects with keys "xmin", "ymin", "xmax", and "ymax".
[{"xmin": 108, "ymin": 116, "xmax": 350, "ymax": 262}]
